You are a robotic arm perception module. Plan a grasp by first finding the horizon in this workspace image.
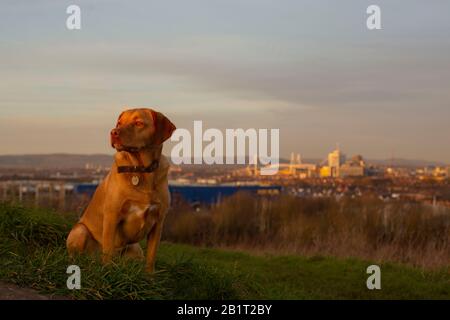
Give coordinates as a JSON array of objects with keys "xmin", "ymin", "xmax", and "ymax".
[
  {"xmin": 1, "ymin": 1, "xmax": 450, "ymax": 162},
  {"xmin": 0, "ymin": 152, "xmax": 447, "ymax": 166}
]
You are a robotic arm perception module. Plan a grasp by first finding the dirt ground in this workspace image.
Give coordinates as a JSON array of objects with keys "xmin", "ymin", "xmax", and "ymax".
[{"xmin": 0, "ymin": 281, "xmax": 69, "ymax": 300}]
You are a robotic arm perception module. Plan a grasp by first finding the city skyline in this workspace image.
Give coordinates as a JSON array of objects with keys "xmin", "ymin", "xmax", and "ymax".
[{"xmin": 1, "ymin": 1, "xmax": 450, "ymax": 162}]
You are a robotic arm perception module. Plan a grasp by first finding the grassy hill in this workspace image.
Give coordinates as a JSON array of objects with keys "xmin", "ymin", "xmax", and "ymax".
[{"xmin": 0, "ymin": 204, "xmax": 448, "ymax": 300}]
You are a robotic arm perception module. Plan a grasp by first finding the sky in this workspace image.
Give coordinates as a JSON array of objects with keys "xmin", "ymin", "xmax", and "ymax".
[{"xmin": 0, "ymin": 0, "xmax": 449, "ymax": 162}]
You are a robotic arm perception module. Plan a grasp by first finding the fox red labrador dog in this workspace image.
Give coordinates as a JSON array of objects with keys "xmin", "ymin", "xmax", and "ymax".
[{"xmin": 66, "ymin": 108, "xmax": 176, "ymax": 272}]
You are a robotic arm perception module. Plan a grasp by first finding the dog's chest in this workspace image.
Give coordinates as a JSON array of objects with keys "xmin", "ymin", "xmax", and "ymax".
[
  {"xmin": 124, "ymin": 202, "xmax": 159, "ymax": 225},
  {"xmin": 127, "ymin": 203, "xmax": 150, "ymax": 219},
  {"xmin": 119, "ymin": 202, "xmax": 159, "ymax": 242}
]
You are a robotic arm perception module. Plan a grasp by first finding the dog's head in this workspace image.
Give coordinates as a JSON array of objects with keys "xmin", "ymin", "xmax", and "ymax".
[{"xmin": 110, "ymin": 108, "xmax": 176, "ymax": 152}]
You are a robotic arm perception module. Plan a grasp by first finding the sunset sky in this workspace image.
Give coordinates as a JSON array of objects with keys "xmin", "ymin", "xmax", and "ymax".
[{"xmin": 1, "ymin": 0, "xmax": 449, "ymax": 162}]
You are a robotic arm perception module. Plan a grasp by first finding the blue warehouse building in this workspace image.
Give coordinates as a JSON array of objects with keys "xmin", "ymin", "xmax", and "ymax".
[{"xmin": 74, "ymin": 183, "xmax": 282, "ymax": 206}]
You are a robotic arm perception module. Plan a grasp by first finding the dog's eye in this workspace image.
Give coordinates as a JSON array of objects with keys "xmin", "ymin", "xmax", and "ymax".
[{"xmin": 135, "ymin": 121, "xmax": 144, "ymax": 127}]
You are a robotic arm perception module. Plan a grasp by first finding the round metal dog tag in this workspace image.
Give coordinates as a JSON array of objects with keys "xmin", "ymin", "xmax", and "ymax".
[{"xmin": 131, "ymin": 175, "xmax": 140, "ymax": 186}]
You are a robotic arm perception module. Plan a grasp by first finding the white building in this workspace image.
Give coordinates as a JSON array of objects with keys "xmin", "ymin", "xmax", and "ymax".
[{"xmin": 328, "ymin": 149, "xmax": 346, "ymax": 177}]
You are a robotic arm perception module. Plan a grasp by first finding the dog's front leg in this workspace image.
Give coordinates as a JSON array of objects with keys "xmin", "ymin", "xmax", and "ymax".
[
  {"xmin": 145, "ymin": 221, "xmax": 163, "ymax": 273},
  {"xmin": 102, "ymin": 211, "xmax": 119, "ymax": 264}
]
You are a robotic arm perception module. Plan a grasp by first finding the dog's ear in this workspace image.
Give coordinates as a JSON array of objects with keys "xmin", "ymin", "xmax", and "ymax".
[{"xmin": 149, "ymin": 110, "xmax": 176, "ymax": 145}]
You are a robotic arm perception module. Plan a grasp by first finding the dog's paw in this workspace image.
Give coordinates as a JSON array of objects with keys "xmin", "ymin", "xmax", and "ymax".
[{"xmin": 101, "ymin": 253, "xmax": 113, "ymax": 265}]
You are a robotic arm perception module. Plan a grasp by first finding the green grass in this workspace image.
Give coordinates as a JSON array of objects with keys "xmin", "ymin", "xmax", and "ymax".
[
  {"xmin": 0, "ymin": 203, "xmax": 449, "ymax": 299},
  {"xmin": 163, "ymin": 244, "xmax": 450, "ymax": 299}
]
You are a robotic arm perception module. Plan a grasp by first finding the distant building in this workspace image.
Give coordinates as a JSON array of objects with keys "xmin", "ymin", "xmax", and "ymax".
[
  {"xmin": 262, "ymin": 153, "xmax": 317, "ymax": 178},
  {"xmin": 389, "ymin": 167, "xmax": 412, "ymax": 178},
  {"xmin": 320, "ymin": 166, "xmax": 332, "ymax": 178},
  {"xmin": 340, "ymin": 164, "xmax": 365, "ymax": 177},
  {"xmin": 432, "ymin": 167, "xmax": 448, "ymax": 180},
  {"xmin": 75, "ymin": 183, "xmax": 283, "ymax": 206},
  {"xmin": 294, "ymin": 164, "xmax": 317, "ymax": 178},
  {"xmin": 416, "ymin": 166, "xmax": 448, "ymax": 180},
  {"xmin": 327, "ymin": 148, "xmax": 346, "ymax": 177},
  {"xmin": 340, "ymin": 155, "xmax": 366, "ymax": 177}
]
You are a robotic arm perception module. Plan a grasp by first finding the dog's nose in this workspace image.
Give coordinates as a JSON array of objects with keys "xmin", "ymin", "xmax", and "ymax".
[{"xmin": 111, "ymin": 128, "xmax": 120, "ymax": 137}]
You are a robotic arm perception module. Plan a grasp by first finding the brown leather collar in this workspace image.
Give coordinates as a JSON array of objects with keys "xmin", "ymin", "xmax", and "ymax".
[
  {"xmin": 117, "ymin": 160, "xmax": 159, "ymax": 174},
  {"xmin": 120, "ymin": 144, "xmax": 160, "ymax": 153}
]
